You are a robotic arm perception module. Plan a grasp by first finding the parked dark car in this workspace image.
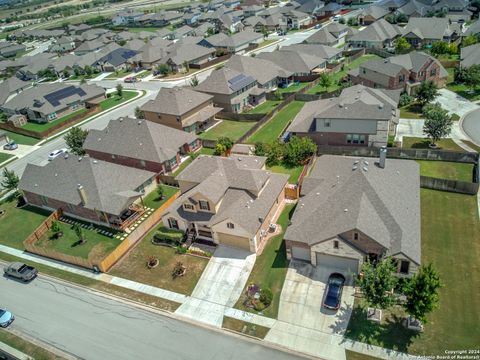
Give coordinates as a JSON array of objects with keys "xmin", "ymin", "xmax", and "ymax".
[
  {"xmin": 3, "ymin": 262, "xmax": 38, "ymax": 282},
  {"xmin": 323, "ymin": 273, "xmax": 345, "ymax": 310}
]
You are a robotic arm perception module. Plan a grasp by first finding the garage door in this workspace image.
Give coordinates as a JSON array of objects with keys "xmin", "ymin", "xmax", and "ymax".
[
  {"xmin": 216, "ymin": 232, "xmax": 251, "ymax": 251},
  {"xmin": 291, "ymin": 246, "xmax": 311, "ymax": 261},
  {"xmin": 316, "ymin": 253, "xmax": 359, "ymax": 275}
]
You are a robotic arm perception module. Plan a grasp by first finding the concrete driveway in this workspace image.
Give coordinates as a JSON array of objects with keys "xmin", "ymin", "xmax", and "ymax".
[
  {"xmin": 435, "ymin": 88, "xmax": 480, "ymax": 117},
  {"xmin": 175, "ymin": 245, "xmax": 256, "ymax": 327}
]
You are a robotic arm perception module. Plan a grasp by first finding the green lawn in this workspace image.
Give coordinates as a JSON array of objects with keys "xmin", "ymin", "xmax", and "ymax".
[
  {"xmin": 0, "ymin": 152, "xmax": 14, "ymax": 164},
  {"xmin": 416, "ymin": 160, "xmax": 474, "ymax": 181},
  {"xmin": 135, "ymin": 70, "xmax": 152, "ymax": 79},
  {"xmin": 277, "ymin": 81, "xmax": 309, "ymax": 94},
  {"xmin": 399, "ymin": 103, "xmax": 423, "ymax": 119},
  {"xmin": 198, "ymin": 147, "xmax": 215, "ymax": 155},
  {"xmin": 0, "ymin": 197, "xmax": 51, "ymax": 249},
  {"xmin": 402, "ymin": 137, "xmax": 465, "ymax": 152},
  {"xmin": 346, "ymin": 351, "xmax": 382, "ymax": 360},
  {"xmin": 245, "ymin": 100, "xmax": 282, "ymax": 114},
  {"xmin": 172, "ymin": 157, "xmax": 193, "ymax": 176},
  {"xmin": 247, "ymin": 101, "xmax": 305, "ymax": 144},
  {"xmin": 235, "ymin": 203, "xmax": 296, "ymax": 318},
  {"xmin": 307, "ymin": 54, "xmax": 381, "ymax": 95},
  {"xmin": 0, "ymin": 329, "xmax": 61, "ymax": 360},
  {"xmin": 141, "ymin": 185, "xmax": 178, "ymax": 209},
  {"xmin": 222, "ymin": 317, "xmax": 270, "ymax": 339},
  {"xmin": 2, "ymin": 130, "xmax": 40, "ymax": 145},
  {"xmin": 127, "ymin": 27, "xmax": 159, "ymax": 33},
  {"xmin": 105, "ymin": 68, "xmax": 132, "ymax": 79},
  {"xmin": 462, "ymin": 140, "xmax": 480, "ymax": 152},
  {"xmin": 199, "ymin": 120, "xmax": 256, "ymax": 141},
  {"xmin": 100, "ymin": 91, "xmax": 137, "ymax": 111},
  {"xmin": 22, "ymin": 108, "xmax": 89, "ymax": 133},
  {"xmin": 35, "ymin": 220, "xmax": 121, "ymax": 263},
  {"xmin": 445, "ymin": 67, "xmax": 480, "ymax": 101},
  {"xmin": 345, "ymin": 189, "xmax": 480, "ymax": 355},
  {"xmin": 267, "ymin": 164, "xmax": 304, "ymax": 184}
]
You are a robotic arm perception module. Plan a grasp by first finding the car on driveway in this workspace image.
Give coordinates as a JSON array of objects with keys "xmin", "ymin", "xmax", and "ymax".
[
  {"xmin": 48, "ymin": 148, "xmax": 68, "ymax": 161},
  {"xmin": 0, "ymin": 308, "xmax": 14, "ymax": 327},
  {"xmin": 3, "ymin": 141, "xmax": 18, "ymax": 150},
  {"xmin": 323, "ymin": 273, "xmax": 345, "ymax": 310}
]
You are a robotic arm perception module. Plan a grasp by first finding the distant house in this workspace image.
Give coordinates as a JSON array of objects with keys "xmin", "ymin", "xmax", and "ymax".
[
  {"xmin": 284, "ymin": 154, "xmax": 421, "ymax": 278},
  {"xmin": 138, "ymin": 10, "xmax": 184, "ymax": 27},
  {"xmin": 396, "ymin": 0, "xmax": 432, "ymax": 17},
  {"xmin": 257, "ymin": 49, "xmax": 326, "ymax": 78},
  {"xmin": 347, "ymin": 18, "xmax": 403, "ymax": 49},
  {"xmin": 243, "ymin": 5, "xmax": 264, "ymax": 17},
  {"xmin": 357, "ymin": 5, "xmax": 389, "ymax": 25},
  {"xmin": 460, "ymin": 43, "xmax": 480, "ymax": 67},
  {"xmin": 287, "ymin": 84, "xmax": 400, "ymax": 147},
  {"xmin": 281, "ymin": 9, "xmax": 312, "ymax": 29},
  {"xmin": 349, "ymin": 51, "xmax": 448, "ymax": 93},
  {"xmin": 0, "ymin": 76, "xmax": 31, "ymax": 106},
  {"xmin": 19, "ymin": 156, "xmax": 157, "ymax": 230},
  {"xmin": 93, "ymin": 48, "xmax": 139, "ymax": 72},
  {"xmin": 195, "ymin": 67, "xmax": 264, "ymax": 113},
  {"xmin": 112, "ymin": 10, "xmax": 144, "ymax": 26},
  {"xmin": 0, "ymin": 42, "xmax": 25, "ymax": 58},
  {"xmin": 74, "ymin": 39, "xmax": 109, "ymax": 56},
  {"xmin": 162, "ymin": 155, "xmax": 288, "ymax": 253},
  {"xmin": 84, "ymin": 117, "xmax": 200, "ymax": 175},
  {"xmin": 1, "ymin": 83, "xmax": 105, "ymax": 123},
  {"xmin": 49, "ymin": 36, "xmax": 76, "ymax": 53},
  {"xmin": 281, "ymin": 43, "xmax": 343, "ymax": 63},
  {"xmin": 141, "ymin": 87, "xmax": 222, "ymax": 133},
  {"xmin": 403, "ymin": 17, "xmax": 459, "ymax": 48},
  {"xmin": 305, "ymin": 22, "xmax": 351, "ymax": 46},
  {"xmin": 199, "ymin": 30, "xmax": 264, "ymax": 54}
]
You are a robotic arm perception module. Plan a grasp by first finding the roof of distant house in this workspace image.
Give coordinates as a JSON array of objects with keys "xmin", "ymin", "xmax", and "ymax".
[
  {"xmin": 404, "ymin": 17, "xmax": 453, "ymax": 40},
  {"xmin": 460, "ymin": 43, "xmax": 480, "ymax": 67},
  {"xmin": 257, "ymin": 49, "xmax": 326, "ymax": 74},
  {"xmin": 195, "ymin": 67, "xmax": 257, "ymax": 95},
  {"xmin": 141, "ymin": 87, "xmax": 213, "ymax": 116},
  {"xmin": 348, "ymin": 18, "xmax": 403, "ymax": 42}
]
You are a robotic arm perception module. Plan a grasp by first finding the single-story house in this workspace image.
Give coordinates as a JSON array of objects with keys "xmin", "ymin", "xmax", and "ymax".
[
  {"xmin": 403, "ymin": 17, "xmax": 458, "ymax": 48},
  {"xmin": 257, "ymin": 49, "xmax": 326, "ymax": 77},
  {"xmin": 347, "ymin": 18, "xmax": 403, "ymax": 49},
  {"xmin": 198, "ymin": 30, "xmax": 264, "ymax": 54}
]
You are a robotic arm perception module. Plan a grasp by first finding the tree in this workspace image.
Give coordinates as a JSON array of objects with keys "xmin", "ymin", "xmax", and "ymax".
[
  {"xmin": 206, "ymin": 27, "xmax": 215, "ymax": 37},
  {"xmin": 189, "ymin": 74, "xmax": 199, "ymax": 87},
  {"xmin": 64, "ymin": 127, "xmax": 88, "ymax": 155},
  {"xmin": 283, "ymin": 136, "xmax": 317, "ymax": 166},
  {"xmin": 72, "ymin": 223, "xmax": 84, "ymax": 241},
  {"xmin": 73, "ymin": 67, "xmax": 81, "ymax": 77},
  {"xmin": 1, "ymin": 168, "xmax": 19, "ymax": 194},
  {"xmin": 396, "ymin": 13, "xmax": 408, "ymax": 23},
  {"xmin": 347, "ymin": 17, "xmax": 358, "ymax": 26},
  {"xmin": 403, "ymin": 264, "xmax": 442, "ymax": 324},
  {"xmin": 394, "ymin": 37, "xmax": 411, "ymax": 53},
  {"xmin": 116, "ymin": 83, "xmax": 123, "ymax": 98},
  {"xmin": 430, "ymin": 41, "xmax": 449, "ymax": 56},
  {"xmin": 415, "ymin": 80, "xmax": 438, "ymax": 105},
  {"xmin": 463, "ymin": 64, "xmax": 480, "ymax": 92},
  {"xmin": 319, "ymin": 72, "xmax": 332, "ymax": 92},
  {"xmin": 157, "ymin": 63, "xmax": 171, "ymax": 76},
  {"xmin": 63, "ymin": 69, "xmax": 70, "ymax": 78},
  {"xmin": 399, "ymin": 92, "xmax": 413, "ymax": 107},
  {"xmin": 463, "ymin": 35, "xmax": 478, "ymax": 47},
  {"xmin": 357, "ymin": 259, "xmax": 398, "ymax": 318},
  {"xmin": 84, "ymin": 65, "xmax": 93, "ymax": 76},
  {"xmin": 156, "ymin": 184, "xmax": 164, "ymax": 199},
  {"xmin": 254, "ymin": 142, "xmax": 267, "ymax": 156},
  {"xmin": 338, "ymin": 17, "xmax": 345, "ymax": 24},
  {"xmin": 134, "ymin": 106, "xmax": 144, "ymax": 119},
  {"xmin": 216, "ymin": 137, "xmax": 233, "ymax": 151},
  {"xmin": 453, "ymin": 65, "xmax": 468, "ymax": 83},
  {"xmin": 265, "ymin": 140, "xmax": 285, "ymax": 166},
  {"xmin": 422, "ymin": 103, "xmax": 453, "ymax": 147},
  {"xmin": 117, "ymin": 39, "xmax": 127, "ymax": 46}
]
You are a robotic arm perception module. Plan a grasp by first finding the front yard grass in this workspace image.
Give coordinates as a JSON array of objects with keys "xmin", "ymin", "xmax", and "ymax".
[
  {"xmin": 402, "ymin": 137, "xmax": 465, "ymax": 152},
  {"xmin": 100, "ymin": 91, "xmax": 137, "ymax": 111},
  {"xmin": 0, "ymin": 152, "xmax": 14, "ymax": 164},
  {"xmin": 222, "ymin": 317, "xmax": 270, "ymax": 339},
  {"xmin": 235, "ymin": 203, "xmax": 296, "ymax": 318},
  {"xmin": 22, "ymin": 108, "xmax": 89, "ymax": 133},
  {"xmin": 198, "ymin": 120, "xmax": 256, "ymax": 142},
  {"xmin": 1, "ymin": 130, "xmax": 39, "ymax": 146},
  {"xmin": 105, "ymin": 68, "xmax": 132, "ymax": 79},
  {"xmin": 0, "ymin": 329, "xmax": 62, "ymax": 360},
  {"xmin": 245, "ymin": 100, "xmax": 282, "ymax": 114},
  {"xmin": 462, "ymin": 140, "xmax": 480, "ymax": 152},
  {"xmin": 110, "ymin": 225, "xmax": 209, "ymax": 295},
  {"xmin": 142, "ymin": 185, "xmax": 178, "ymax": 210},
  {"xmin": 416, "ymin": 160, "xmax": 474, "ymax": 181},
  {"xmin": 267, "ymin": 164, "xmax": 304, "ymax": 184},
  {"xmin": 247, "ymin": 101, "xmax": 304, "ymax": 144},
  {"xmin": 0, "ymin": 197, "xmax": 51, "ymax": 249},
  {"xmin": 172, "ymin": 157, "xmax": 193, "ymax": 176},
  {"xmin": 345, "ymin": 189, "xmax": 480, "ymax": 356},
  {"xmin": 399, "ymin": 103, "xmax": 423, "ymax": 119}
]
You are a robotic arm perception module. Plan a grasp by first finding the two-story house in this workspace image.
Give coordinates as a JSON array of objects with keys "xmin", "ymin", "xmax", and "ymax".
[
  {"xmin": 141, "ymin": 87, "xmax": 222, "ymax": 133},
  {"xmin": 161, "ymin": 155, "xmax": 288, "ymax": 253},
  {"xmin": 83, "ymin": 117, "xmax": 200, "ymax": 175},
  {"xmin": 287, "ymin": 84, "xmax": 400, "ymax": 147}
]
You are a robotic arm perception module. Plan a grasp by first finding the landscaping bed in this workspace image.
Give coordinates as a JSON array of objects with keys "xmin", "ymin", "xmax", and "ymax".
[
  {"xmin": 198, "ymin": 120, "xmax": 256, "ymax": 142},
  {"xmin": 152, "ymin": 226, "xmax": 185, "ymax": 247},
  {"xmin": 416, "ymin": 160, "xmax": 474, "ymax": 182},
  {"xmin": 401, "ymin": 137, "xmax": 465, "ymax": 152}
]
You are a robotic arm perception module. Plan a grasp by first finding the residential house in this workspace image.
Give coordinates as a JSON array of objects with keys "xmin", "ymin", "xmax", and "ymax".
[
  {"xmin": 138, "ymin": 10, "xmax": 184, "ymax": 27},
  {"xmin": 0, "ymin": 76, "xmax": 31, "ymax": 106},
  {"xmin": 0, "ymin": 42, "xmax": 26, "ymax": 58},
  {"xmin": 243, "ymin": 5, "xmax": 264, "ymax": 17},
  {"xmin": 460, "ymin": 43, "xmax": 480, "ymax": 67},
  {"xmin": 281, "ymin": 43, "xmax": 343, "ymax": 63},
  {"xmin": 199, "ymin": 30, "xmax": 263, "ymax": 54},
  {"xmin": 67, "ymin": 24, "xmax": 92, "ymax": 35},
  {"xmin": 14, "ymin": 53, "xmax": 58, "ymax": 80},
  {"xmin": 297, "ymin": 0, "xmax": 326, "ymax": 18},
  {"xmin": 284, "ymin": 154, "xmax": 421, "ymax": 278},
  {"xmin": 286, "ymin": 84, "xmax": 400, "ymax": 147},
  {"xmin": 347, "ymin": 18, "xmax": 403, "ymax": 49},
  {"xmin": 257, "ymin": 50, "xmax": 326, "ymax": 78},
  {"xmin": 304, "ymin": 22, "xmax": 351, "ymax": 46},
  {"xmin": 195, "ymin": 67, "xmax": 264, "ymax": 113},
  {"xmin": 281, "ymin": 9, "xmax": 312, "ymax": 30},
  {"xmin": 168, "ymin": 25, "xmax": 196, "ymax": 40},
  {"xmin": 463, "ymin": 19, "xmax": 480, "ymax": 36},
  {"xmin": 396, "ymin": 0, "xmax": 431, "ymax": 17},
  {"xmin": 128, "ymin": 39, "xmax": 171, "ymax": 69},
  {"xmin": 112, "ymin": 10, "xmax": 144, "ymax": 26},
  {"xmin": 141, "ymin": 87, "xmax": 222, "ymax": 133},
  {"xmin": 162, "ymin": 155, "xmax": 288, "ymax": 253},
  {"xmin": 316, "ymin": 2, "xmax": 342, "ymax": 17},
  {"xmin": 48, "ymin": 36, "xmax": 76, "ymax": 53},
  {"xmin": 1, "ymin": 83, "xmax": 105, "ymax": 123},
  {"xmin": 19, "ymin": 155, "xmax": 157, "ymax": 230},
  {"xmin": 403, "ymin": 17, "xmax": 458, "ymax": 48},
  {"xmin": 161, "ymin": 41, "xmax": 215, "ymax": 73},
  {"xmin": 349, "ymin": 51, "xmax": 448, "ymax": 93},
  {"xmin": 84, "ymin": 117, "xmax": 200, "ymax": 175},
  {"xmin": 357, "ymin": 5, "xmax": 389, "ymax": 25},
  {"xmin": 93, "ymin": 48, "xmax": 139, "ymax": 72},
  {"xmin": 74, "ymin": 39, "xmax": 110, "ymax": 56}
]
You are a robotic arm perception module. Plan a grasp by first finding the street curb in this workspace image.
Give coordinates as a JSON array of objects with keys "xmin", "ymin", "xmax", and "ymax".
[
  {"xmin": 458, "ymin": 108, "xmax": 480, "ymax": 147},
  {"xmin": 0, "ymin": 156, "xmax": 18, "ymax": 169}
]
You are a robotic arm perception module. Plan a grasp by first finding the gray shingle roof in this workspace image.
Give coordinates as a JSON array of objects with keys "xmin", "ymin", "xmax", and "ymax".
[
  {"xmin": 348, "ymin": 18, "xmax": 403, "ymax": 43},
  {"xmin": 460, "ymin": 43, "xmax": 480, "ymax": 67},
  {"xmin": 195, "ymin": 67, "xmax": 257, "ymax": 95},
  {"xmin": 404, "ymin": 17, "xmax": 452, "ymax": 40},
  {"xmin": 257, "ymin": 50, "xmax": 325, "ymax": 74},
  {"xmin": 140, "ymin": 87, "xmax": 213, "ymax": 116},
  {"xmin": 284, "ymin": 155, "xmax": 421, "ymax": 264},
  {"xmin": 281, "ymin": 43, "xmax": 342, "ymax": 61},
  {"xmin": 19, "ymin": 155, "xmax": 155, "ymax": 216},
  {"xmin": 305, "ymin": 28, "xmax": 337, "ymax": 45},
  {"xmin": 359, "ymin": 4, "xmax": 389, "ymax": 20},
  {"xmin": 0, "ymin": 76, "xmax": 31, "ymax": 105}
]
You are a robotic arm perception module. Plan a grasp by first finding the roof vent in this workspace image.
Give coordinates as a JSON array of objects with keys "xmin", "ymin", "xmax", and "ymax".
[
  {"xmin": 354, "ymin": 160, "xmax": 359, "ymax": 164},
  {"xmin": 138, "ymin": 120, "xmax": 142, "ymax": 125},
  {"xmin": 238, "ymin": 157, "xmax": 242, "ymax": 161},
  {"xmin": 119, "ymin": 118, "xmax": 123, "ymax": 122},
  {"xmin": 78, "ymin": 156, "xmax": 83, "ymax": 161},
  {"xmin": 344, "ymin": 208, "xmax": 348, "ymax": 212},
  {"xmin": 93, "ymin": 160, "xmax": 98, "ymax": 164},
  {"xmin": 97, "ymin": 137, "xmax": 102, "ymax": 141},
  {"xmin": 316, "ymin": 192, "xmax": 320, "ymax": 195},
  {"xmin": 34, "ymin": 183, "xmax": 38, "ymax": 187},
  {"xmin": 363, "ymin": 160, "xmax": 369, "ymax": 166},
  {"xmin": 64, "ymin": 153, "xmax": 69, "ymax": 159},
  {"xmin": 363, "ymin": 166, "xmax": 368, "ymax": 172},
  {"xmin": 339, "ymin": 102, "xmax": 344, "ymax": 108},
  {"xmin": 378, "ymin": 103, "xmax": 384, "ymax": 109},
  {"xmin": 54, "ymin": 173, "xmax": 58, "ymax": 177}
]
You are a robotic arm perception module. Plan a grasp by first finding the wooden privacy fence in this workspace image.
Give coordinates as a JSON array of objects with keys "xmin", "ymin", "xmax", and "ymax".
[
  {"xmin": 97, "ymin": 191, "xmax": 180, "ymax": 272},
  {"xmin": 420, "ymin": 176, "xmax": 479, "ymax": 195}
]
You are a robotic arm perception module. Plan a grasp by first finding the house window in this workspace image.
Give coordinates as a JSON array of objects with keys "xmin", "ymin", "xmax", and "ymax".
[
  {"xmin": 399, "ymin": 74, "xmax": 405, "ymax": 82},
  {"xmin": 168, "ymin": 218, "xmax": 179, "ymax": 229},
  {"xmin": 176, "ymin": 116, "xmax": 181, "ymax": 122},
  {"xmin": 346, "ymin": 134, "xmax": 352, "ymax": 144},
  {"xmin": 430, "ymin": 68, "xmax": 436, "ymax": 76},
  {"xmin": 183, "ymin": 203, "xmax": 194, "ymax": 210},
  {"xmin": 324, "ymin": 119, "xmax": 330, "ymax": 127},
  {"xmin": 354, "ymin": 232, "xmax": 359, "ymax": 240},
  {"xmin": 333, "ymin": 240, "xmax": 339, "ymax": 249},
  {"xmin": 199, "ymin": 200, "xmax": 210, "ymax": 211},
  {"xmin": 400, "ymin": 260, "xmax": 410, "ymax": 274},
  {"xmin": 359, "ymin": 135, "xmax": 365, "ymax": 144},
  {"xmin": 227, "ymin": 222, "xmax": 235, "ymax": 229},
  {"xmin": 352, "ymin": 134, "xmax": 360, "ymax": 144}
]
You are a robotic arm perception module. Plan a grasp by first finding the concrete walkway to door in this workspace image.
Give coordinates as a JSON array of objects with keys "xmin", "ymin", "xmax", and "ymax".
[{"xmin": 174, "ymin": 245, "xmax": 256, "ymax": 327}]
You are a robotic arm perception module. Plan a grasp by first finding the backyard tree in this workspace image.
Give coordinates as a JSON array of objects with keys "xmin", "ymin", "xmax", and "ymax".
[
  {"xmin": 215, "ymin": 137, "xmax": 233, "ymax": 155},
  {"xmin": 265, "ymin": 140, "xmax": 285, "ymax": 166},
  {"xmin": 0, "ymin": 168, "xmax": 19, "ymax": 194},
  {"xmin": 396, "ymin": 13, "xmax": 408, "ymax": 23},
  {"xmin": 64, "ymin": 127, "xmax": 88, "ymax": 156},
  {"xmin": 394, "ymin": 38, "xmax": 411, "ymax": 53},
  {"xmin": 357, "ymin": 258, "xmax": 398, "ymax": 321},
  {"xmin": 134, "ymin": 106, "xmax": 144, "ymax": 119},
  {"xmin": 399, "ymin": 92, "xmax": 413, "ymax": 107},
  {"xmin": 403, "ymin": 263, "xmax": 442, "ymax": 325},
  {"xmin": 254, "ymin": 142, "xmax": 267, "ymax": 156},
  {"xmin": 189, "ymin": 75, "xmax": 199, "ymax": 87},
  {"xmin": 430, "ymin": 41, "xmax": 449, "ymax": 56},
  {"xmin": 116, "ymin": 83, "xmax": 123, "ymax": 98},
  {"xmin": 156, "ymin": 184, "xmax": 164, "ymax": 200},
  {"xmin": 319, "ymin": 72, "xmax": 332, "ymax": 92},
  {"xmin": 73, "ymin": 67, "xmax": 81, "ymax": 77},
  {"xmin": 422, "ymin": 102, "xmax": 453, "ymax": 147},
  {"xmin": 284, "ymin": 136, "xmax": 317, "ymax": 166},
  {"xmin": 416, "ymin": 80, "xmax": 438, "ymax": 105},
  {"xmin": 72, "ymin": 223, "xmax": 85, "ymax": 243},
  {"xmin": 63, "ymin": 69, "xmax": 70, "ymax": 78},
  {"xmin": 50, "ymin": 220, "xmax": 63, "ymax": 238},
  {"xmin": 84, "ymin": 65, "xmax": 93, "ymax": 76},
  {"xmin": 463, "ymin": 64, "xmax": 480, "ymax": 92}
]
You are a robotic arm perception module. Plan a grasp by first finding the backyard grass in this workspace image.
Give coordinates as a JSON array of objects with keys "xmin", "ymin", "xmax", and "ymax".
[
  {"xmin": 172, "ymin": 157, "xmax": 193, "ymax": 176},
  {"xmin": 22, "ymin": 108, "xmax": 89, "ymax": 133},
  {"xmin": 446, "ymin": 81, "xmax": 480, "ymax": 101},
  {"xmin": 416, "ymin": 160, "xmax": 474, "ymax": 181},
  {"xmin": 402, "ymin": 137, "xmax": 465, "ymax": 152},
  {"xmin": 0, "ymin": 152, "xmax": 14, "ymax": 164},
  {"xmin": 245, "ymin": 100, "xmax": 282, "ymax": 114},
  {"xmin": 235, "ymin": 203, "xmax": 296, "ymax": 318},
  {"xmin": 1, "ymin": 130, "xmax": 40, "ymax": 145},
  {"xmin": 198, "ymin": 120, "xmax": 256, "ymax": 141},
  {"xmin": 0, "ymin": 197, "xmax": 51, "ymax": 249},
  {"xmin": 100, "ymin": 91, "xmax": 137, "ymax": 111},
  {"xmin": 399, "ymin": 103, "xmax": 423, "ymax": 119},
  {"xmin": 105, "ymin": 68, "xmax": 132, "ymax": 79},
  {"xmin": 127, "ymin": 27, "xmax": 159, "ymax": 33},
  {"xmin": 142, "ymin": 185, "xmax": 178, "ymax": 210},
  {"xmin": 222, "ymin": 317, "xmax": 270, "ymax": 339},
  {"xmin": 267, "ymin": 164, "xmax": 304, "ymax": 184},
  {"xmin": 0, "ymin": 329, "xmax": 63, "ymax": 360},
  {"xmin": 198, "ymin": 147, "xmax": 215, "ymax": 155},
  {"xmin": 247, "ymin": 101, "xmax": 304, "ymax": 144},
  {"xmin": 276, "ymin": 81, "xmax": 309, "ymax": 94},
  {"xmin": 306, "ymin": 54, "xmax": 381, "ymax": 95},
  {"xmin": 110, "ymin": 225, "xmax": 209, "ymax": 295},
  {"xmin": 462, "ymin": 140, "xmax": 480, "ymax": 152},
  {"xmin": 345, "ymin": 189, "xmax": 480, "ymax": 356}
]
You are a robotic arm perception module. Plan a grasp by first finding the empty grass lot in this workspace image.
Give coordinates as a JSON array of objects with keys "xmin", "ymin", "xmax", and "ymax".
[
  {"xmin": 245, "ymin": 100, "xmax": 282, "ymax": 114},
  {"xmin": 416, "ymin": 160, "xmax": 474, "ymax": 182},
  {"xmin": 22, "ymin": 108, "xmax": 89, "ymax": 132},
  {"xmin": 402, "ymin": 137, "xmax": 465, "ymax": 152},
  {"xmin": 110, "ymin": 224, "xmax": 209, "ymax": 295},
  {"xmin": 247, "ymin": 101, "xmax": 304, "ymax": 144},
  {"xmin": 267, "ymin": 164, "xmax": 304, "ymax": 184},
  {"xmin": 346, "ymin": 189, "xmax": 480, "ymax": 355},
  {"xmin": 0, "ymin": 197, "xmax": 51, "ymax": 249},
  {"xmin": 142, "ymin": 185, "xmax": 178, "ymax": 210},
  {"xmin": 235, "ymin": 203, "xmax": 296, "ymax": 318},
  {"xmin": 0, "ymin": 329, "xmax": 62, "ymax": 360},
  {"xmin": 198, "ymin": 120, "xmax": 256, "ymax": 141}
]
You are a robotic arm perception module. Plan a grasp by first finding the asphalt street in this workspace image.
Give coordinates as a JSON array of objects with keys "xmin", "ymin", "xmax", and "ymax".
[
  {"xmin": 0, "ymin": 275, "xmax": 306, "ymax": 360},
  {"xmin": 461, "ymin": 109, "xmax": 480, "ymax": 145}
]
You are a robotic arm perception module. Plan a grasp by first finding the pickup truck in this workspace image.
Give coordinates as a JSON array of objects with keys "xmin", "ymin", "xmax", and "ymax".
[{"xmin": 3, "ymin": 262, "xmax": 38, "ymax": 282}]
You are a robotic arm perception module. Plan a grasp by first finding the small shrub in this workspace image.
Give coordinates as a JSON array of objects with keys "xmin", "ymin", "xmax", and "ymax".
[
  {"xmin": 172, "ymin": 261, "xmax": 186, "ymax": 279},
  {"xmin": 260, "ymin": 288, "xmax": 273, "ymax": 307},
  {"xmin": 253, "ymin": 301, "xmax": 266, "ymax": 312},
  {"xmin": 176, "ymin": 245, "xmax": 187, "ymax": 254}
]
